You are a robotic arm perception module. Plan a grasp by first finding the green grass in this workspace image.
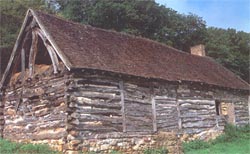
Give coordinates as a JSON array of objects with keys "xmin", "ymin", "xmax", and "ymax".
[
  {"xmin": 183, "ymin": 124, "xmax": 250, "ymax": 154},
  {"xmin": 0, "ymin": 138, "xmax": 59, "ymax": 154},
  {"xmin": 143, "ymin": 147, "xmax": 168, "ymax": 154}
]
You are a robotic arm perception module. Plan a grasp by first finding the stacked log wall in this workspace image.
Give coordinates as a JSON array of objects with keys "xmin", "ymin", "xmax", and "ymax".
[
  {"xmin": 3, "ymin": 66, "xmax": 69, "ymax": 150},
  {"xmin": 177, "ymin": 85, "xmax": 217, "ymax": 136},
  {"xmin": 65, "ymin": 73, "xmax": 123, "ymax": 152},
  {"xmin": 153, "ymin": 84, "xmax": 179, "ymax": 131},
  {"xmin": 123, "ymin": 82, "xmax": 153, "ymax": 132},
  {"xmin": 234, "ymin": 101, "xmax": 249, "ymax": 125},
  {"xmin": 65, "ymin": 72, "xmax": 182, "ymax": 153},
  {"xmin": 213, "ymin": 90, "xmax": 249, "ymax": 126},
  {"xmin": 1, "ymin": 70, "xmax": 248, "ymax": 153}
]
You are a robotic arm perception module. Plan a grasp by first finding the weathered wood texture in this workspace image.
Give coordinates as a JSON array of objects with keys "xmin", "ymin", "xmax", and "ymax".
[
  {"xmin": 155, "ymin": 97, "xmax": 179, "ymax": 131},
  {"xmin": 3, "ymin": 64, "xmax": 68, "ymax": 150},
  {"xmin": 124, "ymin": 83, "xmax": 153, "ymax": 132},
  {"xmin": 65, "ymin": 73, "xmax": 122, "ymax": 151},
  {"xmin": 1, "ymin": 70, "xmax": 249, "ymax": 153},
  {"xmin": 235, "ymin": 101, "xmax": 249, "ymax": 126},
  {"xmin": 178, "ymin": 98, "xmax": 216, "ymax": 134}
]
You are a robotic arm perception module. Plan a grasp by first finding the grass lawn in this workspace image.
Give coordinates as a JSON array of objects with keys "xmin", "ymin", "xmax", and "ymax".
[
  {"xmin": 185, "ymin": 138, "xmax": 250, "ymax": 154},
  {"xmin": 183, "ymin": 124, "xmax": 250, "ymax": 154},
  {"xmin": 0, "ymin": 138, "xmax": 58, "ymax": 154}
]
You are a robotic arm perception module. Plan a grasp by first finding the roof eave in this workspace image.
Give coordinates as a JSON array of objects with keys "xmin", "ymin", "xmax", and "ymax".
[{"xmin": 70, "ymin": 67, "xmax": 250, "ymax": 92}]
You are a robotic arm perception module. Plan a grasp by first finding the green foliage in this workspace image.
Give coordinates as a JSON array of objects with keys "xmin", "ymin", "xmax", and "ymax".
[
  {"xmin": 211, "ymin": 124, "xmax": 250, "ymax": 143},
  {"xmin": 0, "ymin": 138, "xmax": 58, "ymax": 154},
  {"xmin": 0, "ymin": 0, "xmax": 53, "ymax": 48},
  {"xmin": 57, "ymin": 0, "xmax": 206, "ymax": 52},
  {"xmin": 143, "ymin": 147, "xmax": 168, "ymax": 154},
  {"xmin": 183, "ymin": 124, "xmax": 250, "ymax": 154},
  {"xmin": 205, "ymin": 27, "xmax": 250, "ymax": 82},
  {"xmin": 185, "ymin": 138, "xmax": 250, "ymax": 154},
  {"xmin": 182, "ymin": 139, "xmax": 210, "ymax": 152}
]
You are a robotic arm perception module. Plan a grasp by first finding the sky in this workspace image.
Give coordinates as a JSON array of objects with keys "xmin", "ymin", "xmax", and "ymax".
[{"xmin": 155, "ymin": 0, "xmax": 250, "ymax": 32}]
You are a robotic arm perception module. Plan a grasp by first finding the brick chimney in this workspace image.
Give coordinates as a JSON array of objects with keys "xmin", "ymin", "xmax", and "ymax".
[{"xmin": 190, "ymin": 44, "xmax": 205, "ymax": 56}]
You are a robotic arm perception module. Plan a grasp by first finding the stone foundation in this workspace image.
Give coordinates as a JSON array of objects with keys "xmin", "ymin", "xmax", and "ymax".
[
  {"xmin": 65, "ymin": 132, "xmax": 182, "ymax": 154},
  {"xmin": 180, "ymin": 129, "xmax": 223, "ymax": 142}
]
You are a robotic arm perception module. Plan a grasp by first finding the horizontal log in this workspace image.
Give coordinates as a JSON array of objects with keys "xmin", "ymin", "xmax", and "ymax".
[
  {"xmin": 126, "ymin": 116, "xmax": 152, "ymax": 123},
  {"xmin": 157, "ymin": 119, "xmax": 179, "ymax": 125},
  {"xmin": 124, "ymin": 98, "xmax": 150, "ymax": 104},
  {"xmin": 126, "ymin": 126, "xmax": 153, "ymax": 132},
  {"xmin": 72, "ymin": 91, "xmax": 120, "ymax": 100},
  {"xmin": 157, "ymin": 122, "xmax": 178, "ymax": 128},
  {"xmin": 75, "ymin": 108, "xmax": 122, "ymax": 116},
  {"xmin": 180, "ymin": 110, "xmax": 216, "ymax": 116},
  {"xmin": 75, "ymin": 125, "xmax": 121, "ymax": 132},
  {"xmin": 182, "ymin": 122, "xmax": 216, "ymax": 128},
  {"xmin": 69, "ymin": 101, "xmax": 121, "ymax": 110},
  {"xmin": 71, "ymin": 113, "xmax": 122, "ymax": 123},
  {"xmin": 67, "ymin": 85, "xmax": 119, "ymax": 94},
  {"xmin": 75, "ymin": 79, "xmax": 119, "ymax": 87}
]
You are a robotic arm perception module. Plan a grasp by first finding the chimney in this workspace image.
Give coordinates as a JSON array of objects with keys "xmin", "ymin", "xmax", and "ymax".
[{"xmin": 190, "ymin": 44, "xmax": 205, "ymax": 56}]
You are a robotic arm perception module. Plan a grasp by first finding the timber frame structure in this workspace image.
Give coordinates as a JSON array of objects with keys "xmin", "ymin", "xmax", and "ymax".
[
  {"xmin": 0, "ymin": 10, "xmax": 70, "ymax": 88},
  {"xmin": 0, "ymin": 9, "xmax": 249, "ymax": 154}
]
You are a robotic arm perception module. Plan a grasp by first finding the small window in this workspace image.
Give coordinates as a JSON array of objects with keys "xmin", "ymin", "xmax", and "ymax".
[{"xmin": 215, "ymin": 100, "xmax": 221, "ymax": 115}]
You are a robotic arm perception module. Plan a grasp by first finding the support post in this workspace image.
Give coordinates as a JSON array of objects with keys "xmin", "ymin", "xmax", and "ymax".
[
  {"xmin": 119, "ymin": 81, "xmax": 126, "ymax": 132},
  {"xmin": 28, "ymin": 31, "xmax": 38, "ymax": 77},
  {"xmin": 21, "ymin": 48, "xmax": 26, "ymax": 82},
  {"xmin": 249, "ymin": 96, "xmax": 250, "ymax": 124},
  {"xmin": 34, "ymin": 28, "xmax": 59, "ymax": 74},
  {"xmin": 151, "ymin": 97, "xmax": 157, "ymax": 132},
  {"xmin": 177, "ymin": 100, "xmax": 182, "ymax": 130}
]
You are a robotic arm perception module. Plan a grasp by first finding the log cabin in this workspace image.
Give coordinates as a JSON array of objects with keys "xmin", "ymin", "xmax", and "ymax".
[{"xmin": 0, "ymin": 9, "xmax": 249, "ymax": 154}]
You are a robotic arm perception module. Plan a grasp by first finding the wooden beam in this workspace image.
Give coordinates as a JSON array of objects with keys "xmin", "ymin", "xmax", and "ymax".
[
  {"xmin": 33, "ymin": 28, "xmax": 59, "ymax": 74},
  {"xmin": 119, "ymin": 81, "xmax": 126, "ymax": 132},
  {"xmin": 46, "ymin": 45, "xmax": 59, "ymax": 74},
  {"xmin": 28, "ymin": 31, "xmax": 38, "ymax": 77},
  {"xmin": 151, "ymin": 97, "xmax": 157, "ymax": 132},
  {"xmin": 20, "ymin": 48, "xmax": 26, "ymax": 83},
  {"xmin": 248, "ymin": 96, "xmax": 250, "ymax": 124},
  {"xmin": 19, "ymin": 30, "xmax": 31, "ymax": 83},
  {"xmin": 176, "ymin": 99, "xmax": 182, "ymax": 130}
]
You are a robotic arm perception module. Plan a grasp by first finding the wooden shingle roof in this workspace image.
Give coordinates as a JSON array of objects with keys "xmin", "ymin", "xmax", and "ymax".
[{"xmin": 1, "ymin": 9, "xmax": 249, "ymax": 90}]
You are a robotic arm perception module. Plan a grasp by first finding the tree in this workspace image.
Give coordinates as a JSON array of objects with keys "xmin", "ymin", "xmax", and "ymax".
[
  {"xmin": 0, "ymin": 0, "xmax": 52, "ymax": 48},
  {"xmin": 57, "ymin": 0, "xmax": 207, "ymax": 52},
  {"xmin": 206, "ymin": 27, "xmax": 250, "ymax": 82}
]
